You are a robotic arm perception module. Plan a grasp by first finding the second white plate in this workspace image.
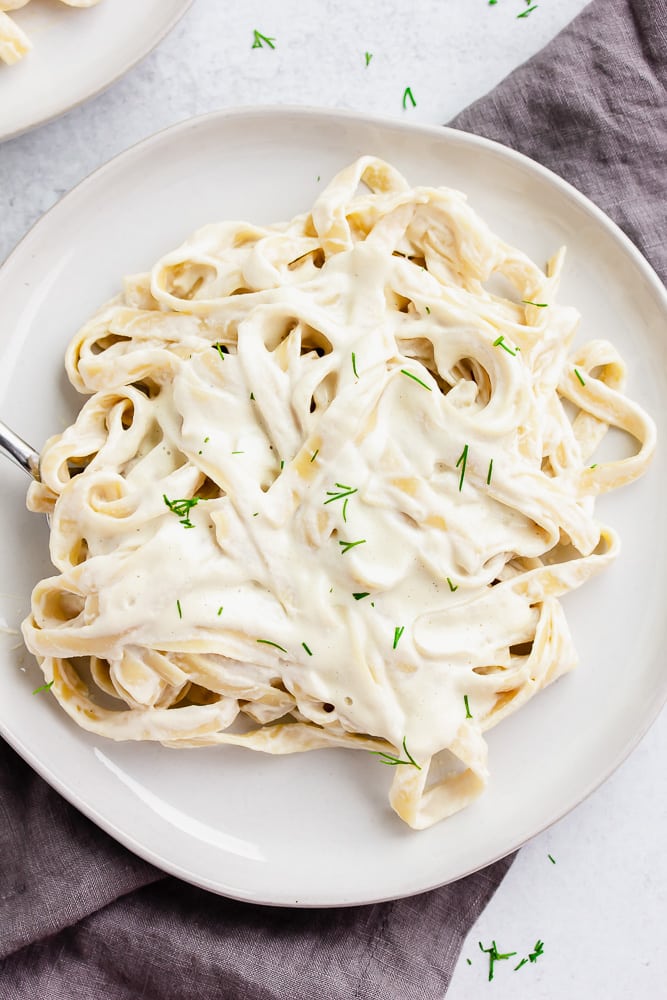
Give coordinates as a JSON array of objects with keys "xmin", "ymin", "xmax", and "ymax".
[
  {"xmin": 1, "ymin": 107, "xmax": 666, "ymax": 906},
  {"xmin": 0, "ymin": 0, "xmax": 192, "ymax": 142}
]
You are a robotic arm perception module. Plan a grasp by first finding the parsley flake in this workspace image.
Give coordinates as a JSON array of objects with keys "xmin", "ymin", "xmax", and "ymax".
[
  {"xmin": 515, "ymin": 939, "xmax": 545, "ymax": 970},
  {"xmin": 324, "ymin": 483, "xmax": 358, "ymax": 516},
  {"xmin": 456, "ymin": 444, "xmax": 469, "ymax": 492},
  {"xmin": 252, "ymin": 29, "xmax": 276, "ymax": 49},
  {"xmin": 257, "ymin": 639, "xmax": 288, "ymax": 653},
  {"xmin": 32, "ymin": 680, "xmax": 54, "ymax": 695},
  {"xmin": 479, "ymin": 941, "xmax": 517, "ymax": 981},
  {"xmin": 402, "ymin": 86, "xmax": 416, "ymax": 109},
  {"xmin": 163, "ymin": 494, "xmax": 200, "ymax": 529},
  {"xmin": 400, "ymin": 368, "xmax": 432, "ymax": 391},
  {"xmin": 493, "ymin": 334, "xmax": 518, "ymax": 356},
  {"xmin": 339, "ymin": 538, "xmax": 366, "ymax": 554},
  {"xmin": 371, "ymin": 736, "xmax": 421, "ymax": 769}
]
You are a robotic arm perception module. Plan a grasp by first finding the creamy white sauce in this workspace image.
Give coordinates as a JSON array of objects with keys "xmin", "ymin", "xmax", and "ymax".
[{"xmin": 23, "ymin": 157, "xmax": 656, "ymax": 828}]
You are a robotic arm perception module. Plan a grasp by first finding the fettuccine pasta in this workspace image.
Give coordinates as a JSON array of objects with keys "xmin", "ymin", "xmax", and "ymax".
[
  {"xmin": 0, "ymin": 0, "xmax": 100, "ymax": 65},
  {"xmin": 22, "ymin": 157, "xmax": 655, "ymax": 829}
]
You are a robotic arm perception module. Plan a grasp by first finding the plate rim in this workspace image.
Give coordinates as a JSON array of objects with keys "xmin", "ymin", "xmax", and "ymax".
[
  {"xmin": 1, "ymin": 104, "xmax": 666, "ymax": 907},
  {"xmin": 0, "ymin": 0, "xmax": 194, "ymax": 143}
]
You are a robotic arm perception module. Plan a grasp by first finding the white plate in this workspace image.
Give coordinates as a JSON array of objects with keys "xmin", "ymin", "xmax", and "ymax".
[
  {"xmin": 0, "ymin": 0, "xmax": 192, "ymax": 142},
  {"xmin": 1, "ymin": 107, "xmax": 666, "ymax": 907}
]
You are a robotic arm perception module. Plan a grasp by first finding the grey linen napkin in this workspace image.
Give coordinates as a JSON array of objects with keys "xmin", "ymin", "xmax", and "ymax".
[
  {"xmin": 1, "ymin": 0, "xmax": 665, "ymax": 996},
  {"xmin": 452, "ymin": 0, "xmax": 666, "ymax": 285}
]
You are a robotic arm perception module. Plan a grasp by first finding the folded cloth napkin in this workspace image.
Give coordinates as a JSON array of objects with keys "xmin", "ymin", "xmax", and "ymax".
[
  {"xmin": 452, "ymin": 0, "xmax": 666, "ymax": 285},
  {"xmin": 1, "ymin": 1, "xmax": 664, "ymax": 997}
]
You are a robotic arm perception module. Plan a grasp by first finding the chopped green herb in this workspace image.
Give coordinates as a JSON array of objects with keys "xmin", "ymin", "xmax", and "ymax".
[
  {"xmin": 464, "ymin": 694, "xmax": 473, "ymax": 719},
  {"xmin": 515, "ymin": 940, "xmax": 545, "ymax": 969},
  {"xmin": 257, "ymin": 639, "xmax": 288, "ymax": 653},
  {"xmin": 339, "ymin": 538, "xmax": 366, "ymax": 554},
  {"xmin": 548, "ymin": 853, "xmax": 556, "ymax": 864},
  {"xmin": 456, "ymin": 444, "xmax": 469, "ymax": 492},
  {"xmin": 324, "ymin": 484, "xmax": 358, "ymax": 505},
  {"xmin": 250, "ymin": 392, "xmax": 255, "ymax": 401},
  {"xmin": 590, "ymin": 463, "xmax": 598, "ymax": 469},
  {"xmin": 574, "ymin": 368, "xmax": 586, "ymax": 386},
  {"xmin": 32, "ymin": 680, "xmax": 54, "ymax": 695},
  {"xmin": 213, "ymin": 342, "xmax": 227, "ymax": 361},
  {"xmin": 352, "ymin": 351, "xmax": 359, "ymax": 378},
  {"xmin": 365, "ymin": 51, "xmax": 373, "ymax": 66},
  {"xmin": 252, "ymin": 512, "xmax": 259, "ymax": 517},
  {"xmin": 163, "ymin": 494, "xmax": 199, "ymax": 529},
  {"xmin": 371, "ymin": 736, "xmax": 421, "ymax": 769},
  {"xmin": 302, "ymin": 641, "xmax": 313, "ymax": 656},
  {"xmin": 425, "ymin": 305, "xmax": 431, "ymax": 314},
  {"xmin": 280, "ymin": 459, "xmax": 285, "ymax": 470},
  {"xmin": 493, "ymin": 335, "xmax": 518, "ymax": 356},
  {"xmin": 310, "ymin": 449, "xmax": 319, "ymax": 463},
  {"xmin": 204, "ymin": 436, "xmax": 210, "ymax": 443},
  {"xmin": 217, "ymin": 606, "xmax": 224, "ymax": 616},
  {"xmin": 400, "ymin": 368, "xmax": 432, "ymax": 391},
  {"xmin": 402, "ymin": 86, "xmax": 416, "ymax": 109},
  {"xmin": 522, "ymin": 300, "xmax": 548, "ymax": 308},
  {"xmin": 393, "ymin": 625, "xmax": 405, "ymax": 649},
  {"xmin": 530, "ymin": 940, "xmax": 545, "ymax": 962},
  {"xmin": 479, "ymin": 941, "xmax": 517, "ymax": 982},
  {"xmin": 487, "ymin": 458, "xmax": 493, "ymax": 485},
  {"xmin": 231, "ymin": 450, "xmax": 244, "ymax": 455},
  {"xmin": 517, "ymin": 4, "xmax": 538, "ymax": 17},
  {"xmin": 447, "ymin": 577, "xmax": 458, "ymax": 592},
  {"xmin": 325, "ymin": 484, "xmax": 357, "ymax": 522},
  {"xmin": 252, "ymin": 29, "xmax": 276, "ymax": 49},
  {"xmin": 466, "ymin": 958, "xmax": 472, "ymax": 966},
  {"xmin": 176, "ymin": 599, "xmax": 182, "ymax": 619},
  {"xmin": 353, "ymin": 592, "xmax": 370, "ymax": 601}
]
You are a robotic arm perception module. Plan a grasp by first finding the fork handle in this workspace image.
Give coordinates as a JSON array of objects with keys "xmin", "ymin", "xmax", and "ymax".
[{"xmin": 0, "ymin": 420, "xmax": 40, "ymax": 479}]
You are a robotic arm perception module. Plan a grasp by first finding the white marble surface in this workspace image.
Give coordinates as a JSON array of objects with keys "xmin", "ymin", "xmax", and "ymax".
[{"xmin": 1, "ymin": 1, "xmax": 665, "ymax": 997}]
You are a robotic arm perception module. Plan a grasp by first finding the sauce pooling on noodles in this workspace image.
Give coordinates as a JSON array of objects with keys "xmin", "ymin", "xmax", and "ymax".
[{"xmin": 22, "ymin": 157, "xmax": 655, "ymax": 829}]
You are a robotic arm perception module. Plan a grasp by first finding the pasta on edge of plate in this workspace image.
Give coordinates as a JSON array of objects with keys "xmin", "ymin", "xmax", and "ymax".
[
  {"xmin": 0, "ymin": 0, "xmax": 100, "ymax": 66},
  {"xmin": 21, "ymin": 156, "xmax": 656, "ymax": 829}
]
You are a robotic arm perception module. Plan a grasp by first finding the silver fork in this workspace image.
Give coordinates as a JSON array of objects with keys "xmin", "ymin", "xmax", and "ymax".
[{"xmin": 0, "ymin": 420, "xmax": 40, "ymax": 479}]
